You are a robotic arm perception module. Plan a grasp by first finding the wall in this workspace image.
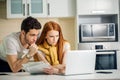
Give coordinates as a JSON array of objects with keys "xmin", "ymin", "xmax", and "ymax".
[{"xmin": 0, "ymin": 1, "xmax": 75, "ymax": 50}]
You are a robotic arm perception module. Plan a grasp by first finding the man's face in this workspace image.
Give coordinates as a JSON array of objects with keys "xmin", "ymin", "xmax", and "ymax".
[{"xmin": 24, "ymin": 29, "xmax": 40, "ymax": 45}]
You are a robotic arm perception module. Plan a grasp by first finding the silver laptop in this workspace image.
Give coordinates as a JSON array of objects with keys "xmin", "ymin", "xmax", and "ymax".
[{"xmin": 64, "ymin": 50, "xmax": 96, "ymax": 75}]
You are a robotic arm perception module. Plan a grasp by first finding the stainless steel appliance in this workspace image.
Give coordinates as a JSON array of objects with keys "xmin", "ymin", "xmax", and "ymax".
[
  {"xmin": 95, "ymin": 50, "xmax": 117, "ymax": 70},
  {"xmin": 79, "ymin": 23, "xmax": 117, "ymax": 42}
]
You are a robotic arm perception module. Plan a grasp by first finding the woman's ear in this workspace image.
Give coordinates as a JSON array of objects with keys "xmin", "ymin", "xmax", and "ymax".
[{"xmin": 45, "ymin": 36, "xmax": 47, "ymax": 39}]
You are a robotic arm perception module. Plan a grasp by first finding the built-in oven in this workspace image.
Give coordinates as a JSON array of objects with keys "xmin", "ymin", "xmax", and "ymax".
[{"xmin": 95, "ymin": 50, "xmax": 117, "ymax": 70}]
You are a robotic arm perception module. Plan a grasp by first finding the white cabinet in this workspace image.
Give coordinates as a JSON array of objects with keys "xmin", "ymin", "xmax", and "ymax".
[
  {"xmin": 7, "ymin": 0, "xmax": 47, "ymax": 18},
  {"xmin": 75, "ymin": 0, "xmax": 119, "ymax": 49},
  {"xmin": 7, "ymin": 0, "xmax": 75, "ymax": 18},
  {"xmin": 47, "ymin": 0, "xmax": 75, "ymax": 17},
  {"xmin": 117, "ymin": 51, "xmax": 120, "ymax": 70},
  {"xmin": 77, "ymin": 0, "xmax": 119, "ymax": 15}
]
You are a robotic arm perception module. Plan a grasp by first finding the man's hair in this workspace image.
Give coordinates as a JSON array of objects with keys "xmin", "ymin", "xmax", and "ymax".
[{"xmin": 21, "ymin": 16, "xmax": 42, "ymax": 33}]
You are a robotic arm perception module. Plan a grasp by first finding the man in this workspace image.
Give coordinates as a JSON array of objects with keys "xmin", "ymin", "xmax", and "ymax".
[{"xmin": 0, "ymin": 16, "xmax": 42, "ymax": 72}]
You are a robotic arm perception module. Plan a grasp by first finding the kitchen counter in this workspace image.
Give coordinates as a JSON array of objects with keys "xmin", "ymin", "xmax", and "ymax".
[{"xmin": 0, "ymin": 70, "xmax": 120, "ymax": 80}]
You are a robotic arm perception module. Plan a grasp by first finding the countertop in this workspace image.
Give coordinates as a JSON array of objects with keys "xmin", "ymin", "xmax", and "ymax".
[{"xmin": 0, "ymin": 70, "xmax": 120, "ymax": 80}]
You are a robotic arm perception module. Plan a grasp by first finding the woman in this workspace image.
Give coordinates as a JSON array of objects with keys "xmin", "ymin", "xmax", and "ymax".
[{"xmin": 34, "ymin": 21, "xmax": 70, "ymax": 74}]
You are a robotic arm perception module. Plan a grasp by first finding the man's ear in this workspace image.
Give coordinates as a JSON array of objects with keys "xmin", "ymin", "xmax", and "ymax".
[{"xmin": 21, "ymin": 30, "xmax": 25, "ymax": 35}]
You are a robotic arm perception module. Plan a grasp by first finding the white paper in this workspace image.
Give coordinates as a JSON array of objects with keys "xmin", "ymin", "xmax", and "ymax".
[{"xmin": 22, "ymin": 61, "xmax": 50, "ymax": 74}]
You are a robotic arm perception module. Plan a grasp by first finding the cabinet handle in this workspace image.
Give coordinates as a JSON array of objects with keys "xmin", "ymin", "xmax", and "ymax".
[
  {"xmin": 47, "ymin": 3, "xmax": 50, "ymax": 15},
  {"xmin": 92, "ymin": 10, "xmax": 105, "ymax": 14},
  {"xmin": 27, "ymin": 4, "xmax": 29, "ymax": 16},
  {"xmin": 23, "ymin": 4, "xmax": 25, "ymax": 16}
]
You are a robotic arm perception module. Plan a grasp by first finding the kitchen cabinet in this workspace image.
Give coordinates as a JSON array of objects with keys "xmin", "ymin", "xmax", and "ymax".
[
  {"xmin": 75, "ymin": 0, "xmax": 119, "ymax": 50},
  {"xmin": 7, "ymin": 0, "xmax": 75, "ymax": 18},
  {"xmin": 77, "ymin": 0, "xmax": 119, "ymax": 15},
  {"xmin": 117, "ymin": 51, "xmax": 120, "ymax": 70},
  {"xmin": 47, "ymin": 0, "xmax": 75, "ymax": 17},
  {"xmin": 7, "ymin": 0, "xmax": 47, "ymax": 18}
]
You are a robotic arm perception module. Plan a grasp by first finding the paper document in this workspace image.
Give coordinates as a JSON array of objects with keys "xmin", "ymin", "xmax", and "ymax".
[{"xmin": 22, "ymin": 61, "xmax": 50, "ymax": 73}]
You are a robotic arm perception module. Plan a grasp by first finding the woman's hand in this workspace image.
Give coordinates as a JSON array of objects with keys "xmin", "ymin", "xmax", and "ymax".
[
  {"xmin": 53, "ymin": 64, "xmax": 65, "ymax": 74},
  {"xmin": 53, "ymin": 64, "xmax": 65, "ymax": 69},
  {"xmin": 43, "ymin": 64, "xmax": 65, "ymax": 75},
  {"xmin": 43, "ymin": 66, "xmax": 59, "ymax": 75}
]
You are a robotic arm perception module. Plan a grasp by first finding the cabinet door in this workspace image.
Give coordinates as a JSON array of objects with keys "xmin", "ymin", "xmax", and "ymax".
[
  {"xmin": 7, "ymin": 0, "xmax": 26, "ymax": 18},
  {"xmin": 77, "ymin": 0, "xmax": 95, "ymax": 15},
  {"xmin": 28, "ymin": 0, "xmax": 47, "ymax": 17},
  {"xmin": 48, "ymin": 0, "xmax": 75, "ymax": 17},
  {"xmin": 77, "ymin": 0, "xmax": 119, "ymax": 15},
  {"xmin": 7, "ymin": 0, "xmax": 47, "ymax": 18},
  {"xmin": 94, "ymin": 0, "xmax": 119, "ymax": 14}
]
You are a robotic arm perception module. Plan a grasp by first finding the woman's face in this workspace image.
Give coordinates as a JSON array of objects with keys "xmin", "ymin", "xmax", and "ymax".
[{"xmin": 46, "ymin": 30, "xmax": 59, "ymax": 46}]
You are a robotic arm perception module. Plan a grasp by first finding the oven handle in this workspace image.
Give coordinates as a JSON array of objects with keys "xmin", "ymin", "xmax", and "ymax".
[{"xmin": 96, "ymin": 52, "xmax": 115, "ymax": 54}]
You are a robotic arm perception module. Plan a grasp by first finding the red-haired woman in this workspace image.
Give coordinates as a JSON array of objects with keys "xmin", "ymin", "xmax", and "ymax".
[{"xmin": 34, "ymin": 21, "xmax": 70, "ymax": 74}]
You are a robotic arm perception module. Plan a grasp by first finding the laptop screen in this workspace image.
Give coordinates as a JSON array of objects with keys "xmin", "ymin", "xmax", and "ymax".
[{"xmin": 65, "ymin": 50, "xmax": 96, "ymax": 75}]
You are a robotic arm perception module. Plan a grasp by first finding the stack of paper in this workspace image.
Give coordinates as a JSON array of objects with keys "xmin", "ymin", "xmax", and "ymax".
[{"xmin": 22, "ymin": 61, "xmax": 50, "ymax": 74}]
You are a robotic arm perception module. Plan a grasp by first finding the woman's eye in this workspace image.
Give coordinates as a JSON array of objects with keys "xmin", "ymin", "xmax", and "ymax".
[{"xmin": 49, "ymin": 36, "xmax": 53, "ymax": 38}]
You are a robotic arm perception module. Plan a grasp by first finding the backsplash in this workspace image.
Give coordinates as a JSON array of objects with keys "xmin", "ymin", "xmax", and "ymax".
[{"xmin": 0, "ymin": 18, "xmax": 75, "ymax": 50}]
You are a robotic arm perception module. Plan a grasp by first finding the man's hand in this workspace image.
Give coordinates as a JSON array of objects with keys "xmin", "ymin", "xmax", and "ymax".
[{"xmin": 28, "ymin": 43, "xmax": 38, "ymax": 56}]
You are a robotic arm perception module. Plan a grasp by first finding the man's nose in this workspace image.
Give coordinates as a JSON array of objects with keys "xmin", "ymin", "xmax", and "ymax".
[{"xmin": 34, "ymin": 36, "xmax": 37, "ymax": 41}]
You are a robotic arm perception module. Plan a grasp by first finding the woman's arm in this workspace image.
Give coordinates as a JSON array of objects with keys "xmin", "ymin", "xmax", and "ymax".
[
  {"xmin": 62, "ymin": 42, "xmax": 71, "ymax": 65},
  {"xmin": 53, "ymin": 42, "xmax": 71, "ymax": 74},
  {"xmin": 35, "ymin": 51, "xmax": 49, "ymax": 64},
  {"xmin": 37, "ymin": 42, "xmax": 71, "ymax": 74}
]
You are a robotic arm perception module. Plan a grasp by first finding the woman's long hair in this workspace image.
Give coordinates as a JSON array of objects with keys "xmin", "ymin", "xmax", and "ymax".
[{"xmin": 36, "ymin": 21, "xmax": 65, "ymax": 64}]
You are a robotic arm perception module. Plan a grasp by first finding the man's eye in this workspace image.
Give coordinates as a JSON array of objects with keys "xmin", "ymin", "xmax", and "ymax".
[{"xmin": 30, "ymin": 34, "xmax": 35, "ymax": 36}]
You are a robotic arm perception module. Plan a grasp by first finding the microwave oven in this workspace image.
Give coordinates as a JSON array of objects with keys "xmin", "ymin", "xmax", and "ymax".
[{"xmin": 79, "ymin": 23, "xmax": 117, "ymax": 42}]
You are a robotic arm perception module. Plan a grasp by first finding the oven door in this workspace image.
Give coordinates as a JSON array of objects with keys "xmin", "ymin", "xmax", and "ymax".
[{"xmin": 95, "ymin": 50, "xmax": 117, "ymax": 70}]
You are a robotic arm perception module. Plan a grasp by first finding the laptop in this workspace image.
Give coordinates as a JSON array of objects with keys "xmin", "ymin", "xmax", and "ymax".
[{"xmin": 64, "ymin": 50, "xmax": 96, "ymax": 75}]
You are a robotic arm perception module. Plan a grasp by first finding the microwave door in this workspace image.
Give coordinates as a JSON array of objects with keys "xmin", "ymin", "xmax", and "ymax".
[
  {"xmin": 82, "ymin": 25, "xmax": 92, "ymax": 37},
  {"xmin": 92, "ymin": 25, "xmax": 108, "ymax": 37}
]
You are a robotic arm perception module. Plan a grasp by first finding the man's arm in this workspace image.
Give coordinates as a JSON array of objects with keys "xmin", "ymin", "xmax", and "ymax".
[
  {"xmin": 6, "ymin": 44, "xmax": 38, "ymax": 72},
  {"xmin": 7, "ymin": 54, "xmax": 30, "ymax": 72}
]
